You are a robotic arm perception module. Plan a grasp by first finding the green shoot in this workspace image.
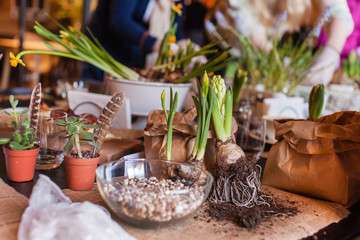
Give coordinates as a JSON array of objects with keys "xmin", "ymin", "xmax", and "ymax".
[
  {"xmin": 309, "ymin": 84, "xmax": 325, "ymax": 121},
  {"xmin": 161, "ymin": 87, "xmax": 178, "ymax": 160},
  {"xmin": 233, "ymin": 69, "xmax": 247, "ymax": 105},
  {"xmin": 191, "ymin": 72, "xmax": 213, "ymax": 160},
  {"xmin": 209, "ymin": 75, "xmax": 233, "ymax": 142}
]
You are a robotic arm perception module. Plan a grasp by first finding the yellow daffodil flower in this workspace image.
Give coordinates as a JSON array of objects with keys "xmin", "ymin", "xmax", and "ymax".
[
  {"xmin": 168, "ymin": 50, "xmax": 173, "ymax": 56},
  {"xmin": 9, "ymin": 52, "xmax": 25, "ymax": 67},
  {"xmin": 61, "ymin": 38, "xmax": 69, "ymax": 44},
  {"xmin": 172, "ymin": 3, "xmax": 183, "ymax": 16},
  {"xmin": 168, "ymin": 35, "xmax": 176, "ymax": 44}
]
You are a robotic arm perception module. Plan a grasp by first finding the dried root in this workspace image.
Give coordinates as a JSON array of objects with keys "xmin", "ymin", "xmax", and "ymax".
[{"xmin": 210, "ymin": 139, "xmax": 269, "ymax": 208}]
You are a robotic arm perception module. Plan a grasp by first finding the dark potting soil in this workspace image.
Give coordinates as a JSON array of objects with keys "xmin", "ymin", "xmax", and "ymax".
[
  {"xmin": 205, "ymin": 195, "xmax": 299, "ymax": 229},
  {"xmin": 208, "ymin": 140, "xmax": 299, "ymax": 229},
  {"xmin": 137, "ymin": 68, "xmax": 184, "ymax": 83},
  {"xmin": 67, "ymin": 152, "xmax": 99, "ymax": 159}
]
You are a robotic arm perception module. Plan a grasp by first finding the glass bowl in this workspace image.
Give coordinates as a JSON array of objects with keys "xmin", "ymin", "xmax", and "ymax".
[{"xmin": 96, "ymin": 158, "xmax": 213, "ymax": 228}]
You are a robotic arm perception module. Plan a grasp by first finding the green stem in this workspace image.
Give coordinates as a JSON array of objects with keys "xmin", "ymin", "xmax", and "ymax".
[
  {"xmin": 166, "ymin": 93, "xmax": 178, "ymax": 160},
  {"xmin": 74, "ymin": 134, "xmax": 82, "ymax": 159}
]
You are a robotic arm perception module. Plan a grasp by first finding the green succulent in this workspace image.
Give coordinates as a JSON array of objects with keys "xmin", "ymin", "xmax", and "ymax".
[
  {"xmin": 0, "ymin": 95, "xmax": 36, "ymax": 150},
  {"xmin": 54, "ymin": 115, "xmax": 99, "ymax": 159}
]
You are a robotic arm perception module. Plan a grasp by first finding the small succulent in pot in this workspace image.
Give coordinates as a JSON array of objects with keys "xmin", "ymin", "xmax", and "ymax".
[
  {"xmin": 54, "ymin": 115, "xmax": 100, "ymax": 159},
  {"xmin": 0, "ymin": 85, "xmax": 42, "ymax": 182},
  {"xmin": 0, "ymin": 95, "xmax": 37, "ymax": 150}
]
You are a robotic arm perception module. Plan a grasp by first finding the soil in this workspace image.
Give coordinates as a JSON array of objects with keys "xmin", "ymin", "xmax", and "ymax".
[
  {"xmin": 205, "ymin": 194, "xmax": 299, "ymax": 229},
  {"xmin": 208, "ymin": 139, "xmax": 299, "ymax": 229},
  {"xmin": 67, "ymin": 151, "xmax": 99, "ymax": 159},
  {"xmin": 137, "ymin": 68, "xmax": 185, "ymax": 83}
]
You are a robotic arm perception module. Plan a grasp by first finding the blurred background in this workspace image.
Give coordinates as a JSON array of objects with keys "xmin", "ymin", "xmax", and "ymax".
[{"xmin": 0, "ymin": 0, "xmax": 98, "ymax": 92}]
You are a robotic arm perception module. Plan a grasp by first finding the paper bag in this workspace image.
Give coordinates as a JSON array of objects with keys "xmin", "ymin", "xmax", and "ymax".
[
  {"xmin": 144, "ymin": 107, "xmax": 199, "ymax": 162},
  {"xmin": 144, "ymin": 107, "xmax": 237, "ymax": 174},
  {"xmin": 263, "ymin": 111, "xmax": 360, "ymax": 206}
]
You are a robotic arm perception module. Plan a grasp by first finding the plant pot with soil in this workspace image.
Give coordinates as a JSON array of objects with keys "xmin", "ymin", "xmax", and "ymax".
[
  {"xmin": 10, "ymin": 9, "xmax": 231, "ymax": 119},
  {"xmin": 0, "ymin": 85, "xmax": 42, "ymax": 182},
  {"xmin": 55, "ymin": 92, "xmax": 125, "ymax": 191}
]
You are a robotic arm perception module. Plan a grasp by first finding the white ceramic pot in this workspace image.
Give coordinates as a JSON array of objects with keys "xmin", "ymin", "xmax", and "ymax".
[{"xmin": 105, "ymin": 76, "xmax": 193, "ymax": 117}]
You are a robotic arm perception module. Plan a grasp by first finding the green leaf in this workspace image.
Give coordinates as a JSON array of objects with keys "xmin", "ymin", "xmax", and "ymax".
[
  {"xmin": 79, "ymin": 130, "xmax": 94, "ymax": 140},
  {"xmin": 19, "ymin": 108, "xmax": 31, "ymax": 115},
  {"xmin": 64, "ymin": 135, "xmax": 75, "ymax": 155},
  {"xmin": 9, "ymin": 141, "xmax": 28, "ymax": 150},
  {"xmin": 0, "ymin": 138, "xmax": 11, "ymax": 144},
  {"xmin": 80, "ymin": 141, "xmax": 100, "ymax": 149},
  {"xmin": 83, "ymin": 124, "xmax": 98, "ymax": 129},
  {"xmin": 68, "ymin": 116, "xmax": 77, "ymax": 123},
  {"xmin": 52, "ymin": 129, "xmax": 67, "ymax": 139},
  {"xmin": 13, "ymin": 100, "xmax": 18, "ymax": 108},
  {"xmin": 54, "ymin": 119, "xmax": 67, "ymax": 126},
  {"xmin": 4, "ymin": 110, "xmax": 13, "ymax": 116},
  {"xmin": 13, "ymin": 134, "xmax": 22, "ymax": 143},
  {"xmin": 67, "ymin": 125, "xmax": 78, "ymax": 134}
]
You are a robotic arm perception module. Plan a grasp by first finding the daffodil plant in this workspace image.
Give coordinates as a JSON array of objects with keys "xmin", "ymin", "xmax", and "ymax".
[
  {"xmin": 9, "ymin": 14, "xmax": 139, "ymax": 81},
  {"xmin": 188, "ymin": 72, "xmax": 213, "ymax": 164},
  {"xmin": 161, "ymin": 87, "xmax": 178, "ymax": 161},
  {"xmin": 10, "ymin": 6, "xmax": 231, "ymax": 84},
  {"xmin": 0, "ymin": 96, "xmax": 36, "ymax": 150},
  {"xmin": 149, "ymin": 2, "xmax": 232, "ymax": 83}
]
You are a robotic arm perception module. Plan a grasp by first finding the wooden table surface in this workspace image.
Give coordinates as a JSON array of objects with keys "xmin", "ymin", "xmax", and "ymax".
[{"xmin": 0, "ymin": 150, "xmax": 360, "ymax": 239}]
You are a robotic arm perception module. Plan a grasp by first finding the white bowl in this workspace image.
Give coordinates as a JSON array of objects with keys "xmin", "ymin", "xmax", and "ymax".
[{"xmin": 105, "ymin": 77, "xmax": 192, "ymax": 116}]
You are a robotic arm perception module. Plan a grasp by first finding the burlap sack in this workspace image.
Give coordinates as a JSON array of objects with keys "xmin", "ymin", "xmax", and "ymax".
[{"xmin": 263, "ymin": 111, "xmax": 360, "ymax": 206}]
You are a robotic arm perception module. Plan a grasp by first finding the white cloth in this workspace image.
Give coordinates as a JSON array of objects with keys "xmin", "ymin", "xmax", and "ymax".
[{"xmin": 18, "ymin": 175, "xmax": 136, "ymax": 240}]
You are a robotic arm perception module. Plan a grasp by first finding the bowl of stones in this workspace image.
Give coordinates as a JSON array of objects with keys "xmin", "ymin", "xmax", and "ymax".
[{"xmin": 96, "ymin": 158, "xmax": 213, "ymax": 228}]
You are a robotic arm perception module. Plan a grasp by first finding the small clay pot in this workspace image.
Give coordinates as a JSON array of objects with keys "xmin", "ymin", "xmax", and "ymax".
[
  {"xmin": 64, "ymin": 153, "xmax": 100, "ymax": 191},
  {"xmin": 3, "ymin": 144, "xmax": 40, "ymax": 182}
]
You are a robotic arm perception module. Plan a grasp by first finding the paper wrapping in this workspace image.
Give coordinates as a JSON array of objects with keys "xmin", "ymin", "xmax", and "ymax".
[
  {"xmin": 144, "ymin": 108, "xmax": 198, "ymax": 163},
  {"xmin": 143, "ymin": 108, "xmax": 237, "ymax": 174},
  {"xmin": 263, "ymin": 111, "xmax": 360, "ymax": 206}
]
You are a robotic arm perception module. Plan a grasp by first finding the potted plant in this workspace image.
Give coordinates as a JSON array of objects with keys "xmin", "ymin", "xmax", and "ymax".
[
  {"xmin": 0, "ymin": 95, "xmax": 40, "ymax": 182},
  {"xmin": 205, "ymin": 9, "xmax": 331, "ymax": 119},
  {"xmin": 10, "ymin": 5, "xmax": 231, "ymax": 117},
  {"xmin": 54, "ymin": 114, "xmax": 100, "ymax": 191},
  {"xmin": 54, "ymin": 92, "xmax": 124, "ymax": 190}
]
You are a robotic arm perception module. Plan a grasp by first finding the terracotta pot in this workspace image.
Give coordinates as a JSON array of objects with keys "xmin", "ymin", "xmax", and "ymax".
[
  {"xmin": 64, "ymin": 153, "xmax": 100, "ymax": 191},
  {"xmin": 3, "ymin": 144, "xmax": 40, "ymax": 182}
]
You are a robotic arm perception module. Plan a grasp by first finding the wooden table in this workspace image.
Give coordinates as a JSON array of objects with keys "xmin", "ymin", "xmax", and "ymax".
[{"xmin": 0, "ymin": 151, "xmax": 360, "ymax": 239}]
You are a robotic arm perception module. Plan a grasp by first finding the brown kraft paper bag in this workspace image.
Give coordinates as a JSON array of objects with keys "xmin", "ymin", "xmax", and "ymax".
[
  {"xmin": 144, "ymin": 108, "xmax": 237, "ymax": 174},
  {"xmin": 263, "ymin": 111, "xmax": 360, "ymax": 206}
]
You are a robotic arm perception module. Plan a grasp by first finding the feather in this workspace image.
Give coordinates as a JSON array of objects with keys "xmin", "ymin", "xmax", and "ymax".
[
  {"xmin": 91, "ymin": 92, "xmax": 125, "ymax": 156},
  {"xmin": 28, "ymin": 83, "xmax": 42, "ymax": 134}
]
